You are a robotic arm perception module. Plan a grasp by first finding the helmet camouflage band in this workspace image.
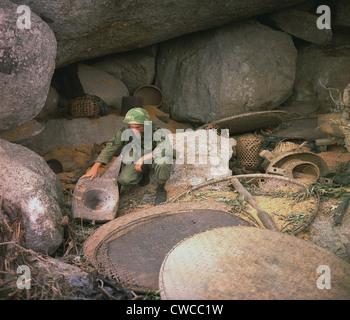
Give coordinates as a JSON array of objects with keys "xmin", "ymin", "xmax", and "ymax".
[{"xmin": 123, "ymin": 108, "xmax": 150, "ymax": 124}]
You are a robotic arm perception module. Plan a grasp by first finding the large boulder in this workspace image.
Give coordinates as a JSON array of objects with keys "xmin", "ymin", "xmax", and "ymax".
[
  {"xmin": 156, "ymin": 20, "xmax": 297, "ymax": 123},
  {"xmin": 265, "ymin": 8, "xmax": 332, "ymax": 45},
  {"xmin": 10, "ymin": 0, "xmax": 304, "ymax": 67},
  {"xmin": 335, "ymin": 0, "xmax": 350, "ymax": 33},
  {"xmin": 35, "ymin": 86, "xmax": 61, "ymax": 122},
  {"xmin": 0, "ymin": 0, "xmax": 57, "ymax": 132},
  {"xmin": 91, "ymin": 46, "xmax": 157, "ymax": 95},
  {"xmin": 0, "ymin": 139, "xmax": 64, "ymax": 255},
  {"xmin": 77, "ymin": 64, "xmax": 129, "ymax": 111},
  {"xmin": 288, "ymin": 45, "xmax": 350, "ymax": 111}
]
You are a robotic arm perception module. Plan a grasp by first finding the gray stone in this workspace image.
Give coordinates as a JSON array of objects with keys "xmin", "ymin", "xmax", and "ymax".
[
  {"xmin": 266, "ymin": 8, "xmax": 332, "ymax": 45},
  {"xmin": 10, "ymin": 0, "xmax": 304, "ymax": 67},
  {"xmin": 0, "ymin": 0, "xmax": 57, "ymax": 131},
  {"xmin": 35, "ymin": 86, "xmax": 61, "ymax": 122},
  {"xmin": 310, "ymin": 217, "xmax": 350, "ymax": 263},
  {"xmin": 288, "ymin": 45, "xmax": 350, "ymax": 111},
  {"xmin": 0, "ymin": 120, "xmax": 45, "ymax": 144},
  {"xmin": 91, "ymin": 47, "xmax": 157, "ymax": 95},
  {"xmin": 0, "ymin": 139, "xmax": 64, "ymax": 255},
  {"xmin": 77, "ymin": 64, "xmax": 129, "ymax": 111},
  {"xmin": 156, "ymin": 20, "xmax": 297, "ymax": 123},
  {"xmin": 335, "ymin": 0, "xmax": 350, "ymax": 33},
  {"xmin": 23, "ymin": 114, "xmax": 126, "ymax": 154}
]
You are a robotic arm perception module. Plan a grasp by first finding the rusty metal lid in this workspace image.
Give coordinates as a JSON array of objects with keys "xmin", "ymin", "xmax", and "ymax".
[
  {"xmin": 266, "ymin": 151, "xmax": 329, "ymax": 177},
  {"xmin": 159, "ymin": 226, "xmax": 350, "ymax": 300},
  {"xmin": 83, "ymin": 201, "xmax": 251, "ymax": 292}
]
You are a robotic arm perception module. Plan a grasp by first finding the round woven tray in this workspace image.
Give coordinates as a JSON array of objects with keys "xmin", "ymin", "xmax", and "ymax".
[
  {"xmin": 83, "ymin": 201, "xmax": 250, "ymax": 292},
  {"xmin": 159, "ymin": 226, "xmax": 350, "ymax": 300},
  {"xmin": 199, "ymin": 111, "xmax": 287, "ymax": 134}
]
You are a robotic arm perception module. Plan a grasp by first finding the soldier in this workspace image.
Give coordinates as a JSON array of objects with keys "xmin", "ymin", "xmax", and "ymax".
[{"xmin": 81, "ymin": 108, "xmax": 173, "ymax": 205}]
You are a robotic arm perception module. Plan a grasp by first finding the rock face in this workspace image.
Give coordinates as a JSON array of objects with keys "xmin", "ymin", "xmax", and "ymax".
[
  {"xmin": 9, "ymin": 0, "xmax": 304, "ymax": 67},
  {"xmin": 0, "ymin": 0, "xmax": 57, "ymax": 131},
  {"xmin": 156, "ymin": 20, "xmax": 297, "ymax": 123},
  {"xmin": 265, "ymin": 8, "xmax": 332, "ymax": 45},
  {"xmin": 289, "ymin": 45, "xmax": 350, "ymax": 111},
  {"xmin": 0, "ymin": 139, "xmax": 64, "ymax": 255}
]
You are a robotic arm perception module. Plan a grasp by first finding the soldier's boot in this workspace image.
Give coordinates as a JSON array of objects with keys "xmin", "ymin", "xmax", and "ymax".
[
  {"xmin": 139, "ymin": 171, "xmax": 150, "ymax": 187},
  {"xmin": 154, "ymin": 183, "xmax": 167, "ymax": 205}
]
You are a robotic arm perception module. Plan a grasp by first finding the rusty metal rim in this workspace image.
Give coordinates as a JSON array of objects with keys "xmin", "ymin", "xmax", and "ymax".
[
  {"xmin": 266, "ymin": 151, "xmax": 329, "ymax": 177},
  {"xmin": 169, "ymin": 173, "xmax": 320, "ymax": 236}
]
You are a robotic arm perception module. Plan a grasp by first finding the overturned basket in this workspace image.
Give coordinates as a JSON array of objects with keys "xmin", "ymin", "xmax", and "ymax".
[{"xmin": 70, "ymin": 96, "xmax": 100, "ymax": 118}]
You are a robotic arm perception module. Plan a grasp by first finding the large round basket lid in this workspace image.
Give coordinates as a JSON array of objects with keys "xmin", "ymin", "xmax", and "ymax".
[
  {"xmin": 159, "ymin": 226, "xmax": 350, "ymax": 300},
  {"xmin": 199, "ymin": 111, "xmax": 287, "ymax": 134},
  {"xmin": 83, "ymin": 201, "xmax": 250, "ymax": 292}
]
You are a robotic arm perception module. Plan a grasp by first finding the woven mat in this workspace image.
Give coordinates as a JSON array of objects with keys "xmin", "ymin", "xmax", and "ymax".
[
  {"xmin": 83, "ymin": 202, "xmax": 250, "ymax": 292},
  {"xmin": 159, "ymin": 226, "xmax": 350, "ymax": 300},
  {"xmin": 199, "ymin": 111, "xmax": 287, "ymax": 134}
]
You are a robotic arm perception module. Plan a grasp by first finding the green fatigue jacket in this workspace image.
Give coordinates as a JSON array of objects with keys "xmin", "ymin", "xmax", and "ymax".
[{"xmin": 96, "ymin": 124, "xmax": 174, "ymax": 166}]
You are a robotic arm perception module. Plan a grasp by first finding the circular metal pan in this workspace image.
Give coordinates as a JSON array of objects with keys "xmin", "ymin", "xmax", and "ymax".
[
  {"xmin": 133, "ymin": 85, "xmax": 163, "ymax": 107},
  {"xmin": 199, "ymin": 110, "xmax": 287, "ymax": 134},
  {"xmin": 83, "ymin": 201, "xmax": 251, "ymax": 292},
  {"xmin": 159, "ymin": 226, "xmax": 350, "ymax": 300}
]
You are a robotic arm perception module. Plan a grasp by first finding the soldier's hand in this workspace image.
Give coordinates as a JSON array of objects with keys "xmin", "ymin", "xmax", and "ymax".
[
  {"xmin": 80, "ymin": 162, "xmax": 102, "ymax": 180},
  {"xmin": 81, "ymin": 167, "xmax": 98, "ymax": 180},
  {"xmin": 135, "ymin": 157, "xmax": 144, "ymax": 172}
]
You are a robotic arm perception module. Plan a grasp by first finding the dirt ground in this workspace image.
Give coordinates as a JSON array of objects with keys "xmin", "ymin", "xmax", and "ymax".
[
  {"xmin": 50, "ymin": 141, "xmax": 350, "ymax": 233},
  {"xmin": 2, "ymin": 126, "xmax": 349, "ymax": 300}
]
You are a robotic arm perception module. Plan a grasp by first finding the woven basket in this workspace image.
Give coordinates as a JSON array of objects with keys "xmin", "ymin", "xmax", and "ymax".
[
  {"xmin": 236, "ymin": 134, "xmax": 263, "ymax": 170},
  {"xmin": 70, "ymin": 97, "xmax": 100, "ymax": 118},
  {"xmin": 83, "ymin": 201, "xmax": 250, "ymax": 292}
]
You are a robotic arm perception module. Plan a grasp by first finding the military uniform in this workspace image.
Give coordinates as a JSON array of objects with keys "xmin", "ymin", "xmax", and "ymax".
[{"xmin": 96, "ymin": 124, "xmax": 173, "ymax": 186}]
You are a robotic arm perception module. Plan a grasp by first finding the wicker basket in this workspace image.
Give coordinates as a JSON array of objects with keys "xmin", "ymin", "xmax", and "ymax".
[
  {"xmin": 70, "ymin": 97, "xmax": 100, "ymax": 118},
  {"xmin": 236, "ymin": 134, "xmax": 263, "ymax": 170}
]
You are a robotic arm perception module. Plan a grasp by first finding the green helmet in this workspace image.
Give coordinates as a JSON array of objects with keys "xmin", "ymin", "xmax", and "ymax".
[{"xmin": 123, "ymin": 108, "xmax": 150, "ymax": 125}]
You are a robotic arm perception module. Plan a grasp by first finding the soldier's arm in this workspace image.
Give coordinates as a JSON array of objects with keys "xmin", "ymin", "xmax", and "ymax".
[{"xmin": 81, "ymin": 128, "xmax": 125, "ymax": 180}]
